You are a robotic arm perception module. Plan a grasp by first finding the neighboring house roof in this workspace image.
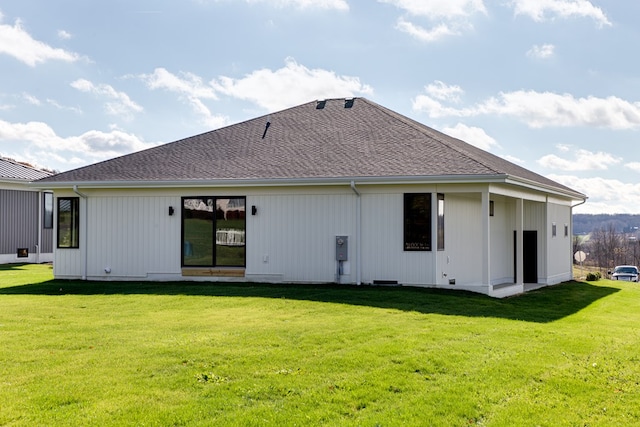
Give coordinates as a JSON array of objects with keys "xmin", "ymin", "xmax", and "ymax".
[
  {"xmin": 36, "ymin": 98, "xmax": 585, "ymax": 200},
  {"xmin": 0, "ymin": 157, "xmax": 52, "ymax": 182}
]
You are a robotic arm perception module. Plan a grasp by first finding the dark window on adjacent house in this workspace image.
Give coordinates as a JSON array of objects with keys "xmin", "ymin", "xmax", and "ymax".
[
  {"xmin": 182, "ymin": 197, "xmax": 246, "ymax": 267},
  {"xmin": 552, "ymin": 223, "xmax": 557, "ymax": 237},
  {"xmin": 43, "ymin": 192, "xmax": 53, "ymax": 229},
  {"xmin": 564, "ymin": 224, "xmax": 569, "ymax": 237},
  {"xmin": 57, "ymin": 197, "xmax": 79, "ymax": 248},
  {"xmin": 404, "ymin": 193, "xmax": 431, "ymax": 251},
  {"xmin": 437, "ymin": 193, "xmax": 445, "ymax": 251}
]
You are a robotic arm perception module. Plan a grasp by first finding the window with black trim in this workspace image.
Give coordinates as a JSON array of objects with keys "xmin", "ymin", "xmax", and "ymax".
[
  {"xmin": 404, "ymin": 193, "xmax": 431, "ymax": 251},
  {"xmin": 437, "ymin": 193, "xmax": 445, "ymax": 250},
  {"xmin": 43, "ymin": 192, "xmax": 53, "ymax": 229},
  {"xmin": 182, "ymin": 197, "xmax": 246, "ymax": 267},
  {"xmin": 57, "ymin": 197, "xmax": 79, "ymax": 248}
]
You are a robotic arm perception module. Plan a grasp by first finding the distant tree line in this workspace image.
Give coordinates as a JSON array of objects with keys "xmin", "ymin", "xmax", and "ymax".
[
  {"xmin": 573, "ymin": 215, "xmax": 640, "ymax": 270},
  {"xmin": 573, "ymin": 214, "xmax": 640, "ymax": 235}
]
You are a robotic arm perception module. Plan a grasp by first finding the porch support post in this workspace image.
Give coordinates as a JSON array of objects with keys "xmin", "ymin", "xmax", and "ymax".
[
  {"xmin": 481, "ymin": 190, "xmax": 490, "ymax": 286},
  {"xmin": 431, "ymin": 191, "xmax": 439, "ymax": 285},
  {"xmin": 515, "ymin": 198, "xmax": 524, "ymax": 285}
]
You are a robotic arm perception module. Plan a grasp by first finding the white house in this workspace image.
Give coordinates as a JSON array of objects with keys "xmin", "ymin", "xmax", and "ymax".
[
  {"xmin": 1, "ymin": 157, "xmax": 54, "ymax": 264},
  {"xmin": 34, "ymin": 98, "xmax": 586, "ymax": 297}
]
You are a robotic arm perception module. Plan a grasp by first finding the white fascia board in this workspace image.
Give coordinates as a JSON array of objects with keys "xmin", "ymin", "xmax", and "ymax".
[
  {"xmin": 30, "ymin": 174, "xmax": 511, "ymax": 190},
  {"xmin": 30, "ymin": 173, "xmax": 586, "ymax": 201},
  {"xmin": 503, "ymin": 176, "xmax": 586, "ymax": 201}
]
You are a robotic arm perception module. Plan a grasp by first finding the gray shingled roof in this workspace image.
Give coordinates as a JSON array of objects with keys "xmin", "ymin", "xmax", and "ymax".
[
  {"xmin": 36, "ymin": 98, "xmax": 584, "ymax": 198},
  {"xmin": 0, "ymin": 157, "xmax": 52, "ymax": 181}
]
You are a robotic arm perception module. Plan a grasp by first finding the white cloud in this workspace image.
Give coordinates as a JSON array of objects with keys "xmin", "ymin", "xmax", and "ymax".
[
  {"xmin": 425, "ymin": 81, "xmax": 464, "ymax": 102},
  {"xmin": 71, "ymin": 79, "xmax": 143, "ymax": 119},
  {"xmin": 511, "ymin": 0, "xmax": 611, "ymax": 27},
  {"xmin": 441, "ymin": 123, "xmax": 499, "ymax": 151},
  {"xmin": 207, "ymin": 0, "xmax": 348, "ymax": 10},
  {"xmin": 527, "ymin": 43, "xmax": 555, "ymax": 59},
  {"xmin": 57, "ymin": 30, "xmax": 72, "ymax": 40},
  {"xmin": 22, "ymin": 92, "xmax": 41, "ymax": 106},
  {"xmin": 210, "ymin": 58, "xmax": 374, "ymax": 112},
  {"xmin": 245, "ymin": 0, "xmax": 349, "ymax": 10},
  {"xmin": 0, "ymin": 119, "xmax": 157, "ymax": 169},
  {"xmin": 502, "ymin": 154, "xmax": 525, "ymax": 164},
  {"xmin": 46, "ymin": 99, "xmax": 83, "ymax": 114},
  {"xmin": 413, "ymin": 84, "xmax": 640, "ymax": 130},
  {"xmin": 395, "ymin": 19, "xmax": 459, "ymax": 42},
  {"xmin": 0, "ymin": 15, "xmax": 81, "ymax": 66},
  {"xmin": 379, "ymin": 0, "xmax": 487, "ymax": 18},
  {"xmin": 140, "ymin": 68, "xmax": 218, "ymax": 100},
  {"xmin": 538, "ymin": 148, "xmax": 621, "ymax": 171},
  {"xmin": 381, "ymin": 0, "xmax": 486, "ymax": 42},
  {"xmin": 138, "ymin": 68, "xmax": 227, "ymax": 128},
  {"xmin": 625, "ymin": 162, "xmax": 640, "ymax": 173},
  {"xmin": 549, "ymin": 174, "xmax": 640, "ymax": 214}
]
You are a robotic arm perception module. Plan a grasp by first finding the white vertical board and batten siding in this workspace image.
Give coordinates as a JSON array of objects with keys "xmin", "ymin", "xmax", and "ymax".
[
  {"xmin": 88, "ymin": 196, "xmax": 180, "ymax": 278},
  {"xmin": 53, "ymin": 191, "xmax": 83, "ymax": 278},
  {"xmin": 53, "ymin": 192, "xmax": 181, "ymax": 279},
  {"xmin": 360, "ymin": 192, "xmax": 433, "ymax": 285},
  {"xmin": 523, "ymin": 200, "xmax": 547, "ymax": 283},
  {"xmin": 246, "ymin": 192, "xmax": 355, "ymax": 283},
  {"xmin": 546, "ymin": 201, "xmax": 573, "ymax": 284},
  {"xmin": 439, "ymin": 194, "xmax": 484, "ymax": 286},
  {"xmin": 489, "ymin": 197, "xmax": 516, "ymax": 285}
]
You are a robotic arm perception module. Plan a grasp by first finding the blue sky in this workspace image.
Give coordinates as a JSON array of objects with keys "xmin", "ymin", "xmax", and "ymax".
[{"xmin": 0, "ymin": 0, "xmax": 638, "ymax": 214}]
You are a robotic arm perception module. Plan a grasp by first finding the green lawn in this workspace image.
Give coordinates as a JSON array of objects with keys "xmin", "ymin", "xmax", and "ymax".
[{"xmin": 1, "ymin": 264, "xmax": 640, "ymax": 426}]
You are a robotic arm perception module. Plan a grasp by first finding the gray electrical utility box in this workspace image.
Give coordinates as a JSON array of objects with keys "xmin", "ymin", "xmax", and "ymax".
[{"xmin": 335, "ymin": 236, "xmax": 348, "ymax": 261}]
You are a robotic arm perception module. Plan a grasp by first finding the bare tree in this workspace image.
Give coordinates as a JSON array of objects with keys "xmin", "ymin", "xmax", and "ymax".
[{"xmin": 589, "ymin": 223, "xmax": 622, "ymax": 274}]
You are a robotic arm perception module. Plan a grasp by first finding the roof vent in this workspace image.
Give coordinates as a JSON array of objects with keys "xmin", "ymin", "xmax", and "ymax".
[
  {"xmin": 344, "ymin": 98, "xmax": 354, "ymax": 109},
  {"xmin": 262, "ymin": 121, "xmax": 271, "ymax": 139},
  {"xmin": 316, "ymin": 100, "xmax": 326, "ymax": 109}
]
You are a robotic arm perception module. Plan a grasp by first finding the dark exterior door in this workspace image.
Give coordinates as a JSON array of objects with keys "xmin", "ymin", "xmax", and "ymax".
[{"xmin": 514, "ymin": 230, "xmax": 538, "ymax": 284}]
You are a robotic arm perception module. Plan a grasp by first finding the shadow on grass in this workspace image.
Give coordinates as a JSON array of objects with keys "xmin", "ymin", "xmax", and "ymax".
[{"xmin": 0, "ymin": 274, "xmax": 619, "ymax": 323}]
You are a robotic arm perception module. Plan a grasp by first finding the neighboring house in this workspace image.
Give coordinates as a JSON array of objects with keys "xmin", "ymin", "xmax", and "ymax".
[
  {"xmin": 1, "ymin": 157, "xmax": 54, "ymax": 264},
  {"xmin": 35, "ymin": 98, "xmax": 586, "ymax": 297}
]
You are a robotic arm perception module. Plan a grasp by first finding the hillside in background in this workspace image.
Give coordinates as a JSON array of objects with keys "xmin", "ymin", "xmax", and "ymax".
[{"xmin": 573, "ymin": 214, "xmax": 640, "ymax": 235}]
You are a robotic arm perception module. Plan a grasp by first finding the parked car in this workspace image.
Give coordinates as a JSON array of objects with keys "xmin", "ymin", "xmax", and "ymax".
[{"xmin": 609, "ymin": 265, "xmax": 639, "ymax": 282}]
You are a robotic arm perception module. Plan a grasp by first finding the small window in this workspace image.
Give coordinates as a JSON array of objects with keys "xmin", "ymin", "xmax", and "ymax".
[
  {"xmin": 564, "ymin": 224, "xmax": 569, "ymax": 237},
  {"xmin": 404, "ymin": 193, "xmax": 431, "ymax": 251},
  {"xmin": 43, "ymin": 192, "xmax": 53, "ymax": 229},
  {"xmin": 57, "ymin": 197, "xmax": 79, "ymax": 248},
  {"xmin": 552, "ymin": 223, "xmax": 557, "ymax": 238},
  {"xmin": 489, "ymin": 200, "xmax": 494, "ymax": 217}
]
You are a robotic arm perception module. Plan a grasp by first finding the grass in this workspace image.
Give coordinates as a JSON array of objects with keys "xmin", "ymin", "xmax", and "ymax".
[{"xmin": 1, "ymin": 264, "xmax": 640, "ymax": 426}]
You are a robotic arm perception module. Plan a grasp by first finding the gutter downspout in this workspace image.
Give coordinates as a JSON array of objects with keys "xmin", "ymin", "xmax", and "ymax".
[
  {"xmin": 73, "ymin": 185, "xmax": 88, "ymax": 280},
  {"xmin": 350, "ymin": 181, "xmax": 362, "ymax": 285}
]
